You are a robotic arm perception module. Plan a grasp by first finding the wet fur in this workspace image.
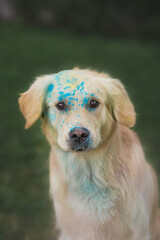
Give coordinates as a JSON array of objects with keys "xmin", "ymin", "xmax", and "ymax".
[{"xmin": 19, "ymin": 68, "xmax": 160, "ymax": 240}]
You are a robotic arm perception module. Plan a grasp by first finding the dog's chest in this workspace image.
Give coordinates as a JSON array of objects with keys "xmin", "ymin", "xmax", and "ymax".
[
  {"xmin": 69, "ymin": 179, "xmax": 115, "ymax": 222},
  {"xmin": 57, "ymin": 155, "xmax": 117, "ymax": 221}
]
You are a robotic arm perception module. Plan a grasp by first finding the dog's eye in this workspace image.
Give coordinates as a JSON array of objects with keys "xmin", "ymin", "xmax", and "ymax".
[
  {"xmin": 56, "ymin": 102, "xmax": 66, "ymax": 110},
  {"xmin": 89, "ymin": 100, "xmax": 99, "ymax": 109}
]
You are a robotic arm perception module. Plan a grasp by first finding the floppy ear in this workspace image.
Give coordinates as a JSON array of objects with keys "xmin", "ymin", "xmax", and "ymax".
[
  {"xmin": 105, "ymin": 78, "xmax": 136, "ymax": 128},
  {"xmin": 18, "ymin": 75, "xmax": 53, "ymax": 129}
]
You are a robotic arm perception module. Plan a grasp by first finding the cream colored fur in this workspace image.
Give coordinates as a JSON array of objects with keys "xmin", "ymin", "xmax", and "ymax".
[{"xmin": 19, "ymin": 68, "xmax": 160, "ymax": 240}]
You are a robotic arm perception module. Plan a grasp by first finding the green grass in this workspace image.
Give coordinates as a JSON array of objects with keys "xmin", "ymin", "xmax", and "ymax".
[{"xmin": 0, "ymin": 23, "xmax": 160, "ymax": 240}]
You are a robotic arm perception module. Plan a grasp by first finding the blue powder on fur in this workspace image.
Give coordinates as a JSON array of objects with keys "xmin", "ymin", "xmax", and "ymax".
[{"xmin": 48, "ymin": 84, "xmax": 54, "ymax": 92}]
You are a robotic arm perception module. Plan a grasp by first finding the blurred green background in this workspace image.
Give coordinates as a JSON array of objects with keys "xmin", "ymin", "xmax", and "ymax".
[{"xmin": 0, "ymin": 0, "xmax": 160, "ymax": 239}]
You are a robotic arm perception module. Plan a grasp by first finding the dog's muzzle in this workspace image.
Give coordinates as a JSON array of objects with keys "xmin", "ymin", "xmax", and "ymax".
[{"xmin": 69, "ymin": 127, "xmax": 90, "ymax": 151}]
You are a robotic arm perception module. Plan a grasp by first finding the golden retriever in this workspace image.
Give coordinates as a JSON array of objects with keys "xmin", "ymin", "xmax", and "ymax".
[{"xmin": 18, "ymin": 68, "xmax": 160, "ymax": 240}]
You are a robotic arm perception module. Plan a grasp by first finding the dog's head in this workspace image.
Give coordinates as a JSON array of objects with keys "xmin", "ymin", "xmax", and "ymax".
[{"xmin": 19, "ymin": 69, "xmax": 136, "ymax": 152}]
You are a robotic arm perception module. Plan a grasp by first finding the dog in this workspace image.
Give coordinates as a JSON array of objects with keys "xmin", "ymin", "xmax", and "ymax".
[{"xmin": 19, "ymin": 68, "xmax": 160, "ymax": 240}]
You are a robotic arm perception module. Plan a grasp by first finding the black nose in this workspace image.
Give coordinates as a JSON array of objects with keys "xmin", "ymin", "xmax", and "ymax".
[{"xmin": 69, "ymin": 127, "xmax": 90, "ymax": 143}]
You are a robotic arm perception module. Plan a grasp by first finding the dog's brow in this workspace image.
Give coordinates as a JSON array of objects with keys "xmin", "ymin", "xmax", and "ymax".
[{"xmin": 58, "ymin": 91, "xmax": 76, "ymax": 102}]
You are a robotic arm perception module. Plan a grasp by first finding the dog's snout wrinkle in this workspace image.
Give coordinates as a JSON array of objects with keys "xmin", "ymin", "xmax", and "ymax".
[{"xmin": 69, "ymin": 127, "xmax": 90, "ymax": 144}]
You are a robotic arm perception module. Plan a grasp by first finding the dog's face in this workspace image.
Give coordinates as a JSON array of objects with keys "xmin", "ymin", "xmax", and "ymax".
[
  {"xmin": 44, "ymin": 71, "xmax": 109, "ymax": 152},
  {"xmin": 19, "ymin": 69, "xmax": 136, "ymax": 153}
]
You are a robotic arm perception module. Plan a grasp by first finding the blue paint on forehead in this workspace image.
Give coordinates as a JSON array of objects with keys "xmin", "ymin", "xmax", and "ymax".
[
  {"xmin": 54, "ymin": 71, "xmax": 78, "ymax": 85},
  {"xmin": 58, "ymin": 92, "xmax": 76, "ymax": 101},
  {"xmin": 64, "ymin": 85, "xmax": 71, "ymax": 90},
  {"xmin": 47, "ymin": 84, "xmax": 54, "ymax": 92},
  {"xmin": 46, "ymin": 72, "xmax": 100, "ymax": 113},
  {"xmin": 77, "ymin": 81, "xmax": 84, "ymax": 91},
  {"xmin": 55, "ymin": 72, "xmax": 84, "ymax": 92}
]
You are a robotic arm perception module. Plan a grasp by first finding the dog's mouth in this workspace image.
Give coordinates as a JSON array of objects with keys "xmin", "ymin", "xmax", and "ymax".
[
  {"xmin": 71, "ymin": 146, "xmax": 88, "ymax": 152},
  {"xmin": 75, "ymin": 148, "xmax": 86, "ymax": 152},
  {"xmin": 70, "ymin": 141, "xmax": 90, "ymax": 152}
]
